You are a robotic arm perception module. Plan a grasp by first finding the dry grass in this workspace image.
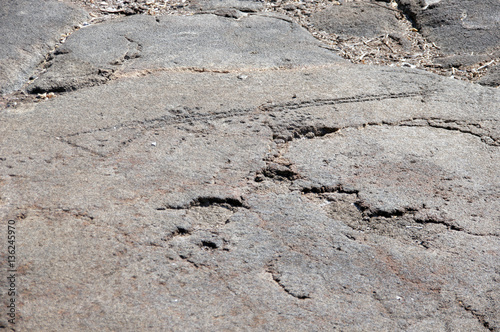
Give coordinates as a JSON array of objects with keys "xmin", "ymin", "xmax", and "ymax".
[{"xmin": 263, "ymin": 0, "xmax": 497, "ymax": 82}]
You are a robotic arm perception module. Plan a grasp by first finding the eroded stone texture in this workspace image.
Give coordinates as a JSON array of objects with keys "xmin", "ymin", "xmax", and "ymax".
[
  {"xmin": 310, "ymin": 1, "xmax": 405, "ymax": 39},
  {"xmin": 286, "ymin": 125, "xmax": 499, "ymax": 235},
  {"xmin": 0, "ymin": 3, "xmax": 499, "ymax": 332},
  {"xmin": 478, "ymin": 64, "xmax": 500, "ymax": 87},
  {"xmin": 29, "ymin": 13, "xmax": 343, "ymax": 93},
  {"xmin": 2, "ymin": 62, "xmax": 499, "ymax": 330},
  {"xmin": 0, "ymin": 0, "xmax": 88, "ymax": 95},
  {"xmin": 398, "ymin": 0, "xmax": 500, "ymax": 62}
]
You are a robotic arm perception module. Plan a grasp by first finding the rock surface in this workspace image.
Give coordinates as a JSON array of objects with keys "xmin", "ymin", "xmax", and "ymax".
[
  {"xmin": 0, "ymin": 0, "xmax": 499, "ymax": 331},
  {"xmin": 479, "ymin": 64, "xmax": 500, "ymax": 87},
  {"xmin": 310, "ymin": 1, "xmax": 405, "ymax": 39},
  {"xmin": 0, "ymin": 0, "xmax": 88, "ymax": 95},
  {"xmin": 190, "ymin": 0, "xmax": 264, "ymax": 11},
  {"xmin": 269, "ymin": 0, "xmax": 500, "ymax": 87},
  {"xmin": 398, "ymin": 0, "xmax": 500, "ymax": 64},
  {"xmin": 28, "ymin": 13, "xmax": 342, "ymax": 93}
]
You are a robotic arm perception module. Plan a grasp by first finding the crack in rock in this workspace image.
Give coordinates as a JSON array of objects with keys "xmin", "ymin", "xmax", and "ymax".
[
  {"xmin": 200, "ymin": 239, "xmax": 219, "ymax": 250},
  {"xmin": 350, "ymin": 198, "xmax": 488, "ymax": 237},
  {"xmin": 270, "ymin": 118, "xmax": 498, "ymax": 147},
  {"xmin": 301, "ymin": 183, "xmax": 494, "ymax": 238},
  {"xmin": 300, "ymin": 184, "xmax": 359, "ymax": 195},
  {"xmin": 157, "ymin": 195, "xmax": 247, "ymax": 210},
  {"xmin": 166, "ymin": 225, "xmax": 192, "ymax": 239},
  {"xmin": 255, "ymin": 139, "xmax": 489, "ymax": 239},
  {"xmin": 400, "ymin": 118, "xmax": 500, "ymax": 146},
  {"xmin": 413, "ymin": 211, "xmax": 464, "ymax": 232},
  {"xmin": 266, "ymin": 268, "xmax": 311, "ymax": 300},
  {"xmin": 270, "ymin": 124, "xmax": 340, "ymax": 142},
  {"xmin": 457, "ymin": 298, "xmax": 495, "ymax": 331}
]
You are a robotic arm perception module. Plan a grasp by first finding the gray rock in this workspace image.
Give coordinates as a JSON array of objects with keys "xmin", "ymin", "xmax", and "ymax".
[
  {"xmin": 398, "ymin": 0, "xmax": 500, "ymax": 61},
  {"xmin": 0, "ymin": 0, "xmax": 88, "ymax": 95},
  {"xmin": 1, "ymin": 60, "xmax": 499, "ymax": 330},
  {"xmin": 478, "ymin": 64, "xmax": 500, "ymax": 87},
  {"xmin": 30, "ymin": 14, "xmax": 343, "ymax": 93},
  {"xmin": 189, "ymin": 0, "xmax": 264, "ymax": 12},
  {"xmin": 0, "ymin": 7, "xmax": 499, "ymax": 332},
  {"xmin": 28, "ymin": 57, "xmax": 113, "ymax": 93},
  {"xmin": 310, "ymin": 2, "xmax": 405, "ymax": 38},
  {"xmin": 286, "ymin": 125, "xmax": 499, "ymax": 235}
]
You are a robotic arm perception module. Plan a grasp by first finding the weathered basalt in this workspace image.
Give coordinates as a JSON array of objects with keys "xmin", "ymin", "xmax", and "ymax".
[{"xmin": 0, "ymin": 1, "xmax": 498, "ymax": 331}]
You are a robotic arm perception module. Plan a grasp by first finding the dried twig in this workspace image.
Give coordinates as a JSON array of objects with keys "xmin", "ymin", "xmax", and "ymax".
[
  {"xmin": 381, "ymin": 39, "xmax": 395, "ymax": 53},
  {"xmin": 477, "ymin": 60, "xmax": 495, "ymax": 71}
]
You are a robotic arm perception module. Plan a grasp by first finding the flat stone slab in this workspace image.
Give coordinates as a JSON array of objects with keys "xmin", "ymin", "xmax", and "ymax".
[
  {"xmin": 399, "ymin": 0, "xmax": 500, "ymax": 62},
  {"xmin": 0, "ymin": 2, "xmax": 499, "ymax": 331},
  {"xmin": 1, "ymin": 61, "xmax": 499, "ymax": 330},
  {"xmin": 28, "ymin": 13, "xmax": 343, "ymax": 93},
  {"xmin": 310, "ymin": 2, "xmax": 405, "ymax": 39},
  {"xmin": 0, "ymin": 0, "xmax": 88, "ymax": 95},
  {"xmin": 478, "ymin": 63, "xmax": 500, "ymax": 87}
]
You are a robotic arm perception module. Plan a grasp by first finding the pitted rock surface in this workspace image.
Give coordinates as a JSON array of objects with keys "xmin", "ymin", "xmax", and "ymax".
[{"xmin": 0, "ymin": 0, "xmax": 499, "ymax": 331}]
